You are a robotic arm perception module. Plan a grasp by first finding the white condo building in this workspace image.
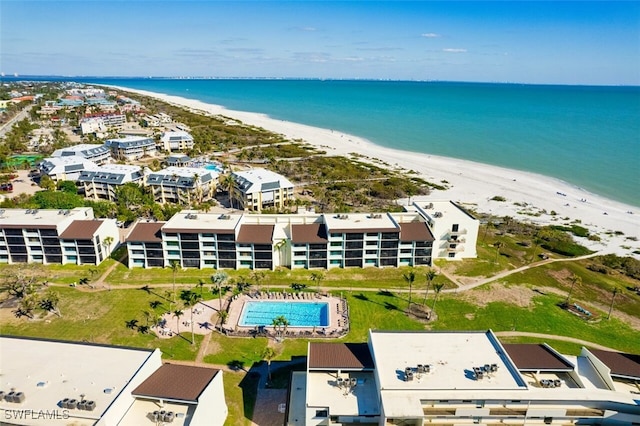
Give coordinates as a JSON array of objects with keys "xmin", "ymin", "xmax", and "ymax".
[
  {"xmin": 160, "ymin": 130, "xmax": 195, "ymax": 152},
  {"xmin": 0, "ymin": 207, "xmax": 118, "ymax": 265},
  {"xmin": 52, "ymin": 144, "xmax": 112, "ymax": 166},
  {"xmin": 125, "ymin": 207, "xmax": 444, "ymax": 270},
  {"xmin": 38, "ymin": 156, "xmax": 100, "ymax": 182},
  {"xmin": 78, "ymin": 164, "xmax": 146, "ymax": 202},
  {"xmin": 0, "ymin": 336, "xmax": 228, "ymax": 426},
  {"xmin": 289, "ymin": 330, "xmax": 640, "ymax": 426},
  {"xmin": 105, "ymin": 136, "xmax": 157, "ymax": 161},
  {"xmin": 146, "ymin": 167, "xmax": 217, "ymax": 205},
  {"xmin": 231, "ymin": 168, "xmax": 295, "ymax": 212}
]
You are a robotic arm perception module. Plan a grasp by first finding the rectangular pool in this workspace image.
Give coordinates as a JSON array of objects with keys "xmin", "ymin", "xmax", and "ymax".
[{"xmin": 239, "ymin": 301, "xmax": 329, "ymax": 327}]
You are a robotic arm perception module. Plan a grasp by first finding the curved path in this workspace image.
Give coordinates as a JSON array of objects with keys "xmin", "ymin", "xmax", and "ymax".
[{"xmin": 494, "ymin": 331, "xmax": 619, "ymax": 351}]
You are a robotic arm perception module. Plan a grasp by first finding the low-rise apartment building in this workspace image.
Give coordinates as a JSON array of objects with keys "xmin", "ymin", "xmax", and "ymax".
[
  {"xmin": 125, "ymin": 208, "xmax": 442, "ymax": 270},
  {"xmin": 38, "ymin": 156, "xmax": 100, "ymax": 182},
  {"xmin": 290, "ymin": 330, "xmax": 640, "ymax": 426},
  {"xmin": 105, "ymin": 136, "xmax": 157, "ymax": 160},
  {"xmin": 78, "ymin": 164, "xmax": 146, "ymax": 202},
  {"xmin": 232, "ymin": 168, "xmax": 295, "ymax": 212},
  {"xmin": 0, "ymin": 336, "xmax": 228, "ymax": 426},
  {"xmin": 52, "ymin": 143, "xmax": 112, "ymax": 165},
  {"xmin": 146, "ymin": 167, "xmax": 217, "ymax": 205},
  {"xmin": 0, "ymin": 207, "xmax": 118, "ymax": 265},
  {"xmin": 160, "ymin": 130, "xmax": 195, "ymax": 152}
]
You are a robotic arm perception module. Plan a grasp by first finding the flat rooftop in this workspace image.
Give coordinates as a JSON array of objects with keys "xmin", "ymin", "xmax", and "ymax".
[
  {"xmin": 324, "ymin": 213, "xmax": 398, "ymax": 233},
  {"xmin": 162, "ymin": 211, "xmax": 241, "ymax": 234},
  {"xmin": 0, "ymin": 208, "xmax": 91, "ymax": 230},
  {"xmin": 0, "ymin": 336, "xmax": 157, "ymax": 424},
  {"xmin": 370, "ymin": 330, "xmax": 526, "ymax": 392},
  {"xmin": 306, "ymin": 371, "xmax": 379, "ymax": 417}
]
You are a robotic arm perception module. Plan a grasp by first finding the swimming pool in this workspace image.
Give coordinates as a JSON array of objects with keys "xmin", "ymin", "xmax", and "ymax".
[
  {"xmin": 204, "ymin": 163, "xmax": 222, "ymax": 172},
  {"xmin": 239, "ymin": 301, "xmax": 329, "ymax": 327}
]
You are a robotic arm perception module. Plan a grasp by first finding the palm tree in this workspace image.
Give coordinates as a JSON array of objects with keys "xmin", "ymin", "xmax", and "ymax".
[
  {"xmin": 181, "ymin": 290, "xmax": 202, "ymax": 345},
  {"xmin": 262, "ymin": 347, "xmax": 276, "ymax": 383},
  {"xmin": 197, "ymin": 279, "xmax": 205, "ymax": 296},
  {"xmin": 251, "ymin": 271, "xmax": 265, "ymax": 292},
  {"xmin": 217, "ymin": 310, "xmax": 228, "ymax": 328},
  {"xmin": 310, "ymin": 272, "xmax": 325, "ymax": 295},
  {"xmin": 493, "ymin": 241, "xmax": 504, "ymax": 263},
  {"xmin": 429, "ymin": 283, "xmax": 445, "ymax": 320},
  {"xmin": 423, "ymin": 269, "xmax": 437, "ymax": 305},
  {"xmin": 482, "ymin": 218, "xmax": 494, "ymax": 242},
  {"xmin": 272, "ymin": 315, "xmax": 289, "ymax": 340},
  {"xmin": 211, "ymin": 272, "xmax": 229, "ymax": 311},
  {"xmin": 39, "ymin": 290, "xmax": 61, "ymax": 317},
  {"xmin": 403, "ymin": 269, "xmax": 416, "ymax": 310},
  {"xmin": 565, "ymin": 274, "xmax": 581, "ymax": 305},
  {"xmin": 102, "ymin": 236, "xmax": 114, "ymax": 258},
  {"xmin": 169, "ymin": 260, "xmax": 180, "ymax": 302},
  {"xmin": 274, "ymin": 239, "xmax": 289, "ymax": 269},
  {"xmin": 173, "ymin": 309, "xmax": 184, "ymax": 334}
]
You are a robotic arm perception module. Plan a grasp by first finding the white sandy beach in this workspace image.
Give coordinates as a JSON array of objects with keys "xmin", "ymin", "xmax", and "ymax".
[{"xmin": 116, "ymin": 86, "xmax": 639, "ymax": 257}]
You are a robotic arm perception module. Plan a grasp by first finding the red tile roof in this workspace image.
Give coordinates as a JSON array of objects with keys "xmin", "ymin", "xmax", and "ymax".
[
  {"xmin": 236, "ymin": 224, "xmax": 274, "ymax": 244},
  {"xmin": 59, "ymin": 220, "xmax": 103, "ymax": 240},
  {"xmin": 126, "ymin": 222, "xmax": 164, "ymax": 243},
  {"xmin": 132, "ymin": 364, "xmax": 220, "ymax": 402},
  {"xmin": 291, "ymin": 224, "xmax": 327, "ymax": 244},
  {"xmin": 308, "ymin": 343, "xmax": 374, "ymax": 370}
]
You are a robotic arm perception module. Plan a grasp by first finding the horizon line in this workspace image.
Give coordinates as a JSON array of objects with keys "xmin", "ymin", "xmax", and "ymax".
[{"xmin": 1, "ymin": 75, "xmax": 638, "ymax": 88}]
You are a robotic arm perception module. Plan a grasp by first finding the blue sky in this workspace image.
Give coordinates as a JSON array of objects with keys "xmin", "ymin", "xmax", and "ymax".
[{"xmin": 1, "ymin": 1, "xmax": 639, "ymax": 85}]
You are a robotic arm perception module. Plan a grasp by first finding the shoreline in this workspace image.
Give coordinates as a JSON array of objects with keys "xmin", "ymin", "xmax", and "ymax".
[{"xmin": 112, "ymin": 85, "xmax": 639, "ymax": 257}]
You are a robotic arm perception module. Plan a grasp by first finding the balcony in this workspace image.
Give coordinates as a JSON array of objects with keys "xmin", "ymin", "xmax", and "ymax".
[
  {"xmin": 447, "ymin": 237, "xmax": 466, "ymax": 243},
  {"xmin": 449, "ymin": 228, "xmax": 467, "ymax": 236}
]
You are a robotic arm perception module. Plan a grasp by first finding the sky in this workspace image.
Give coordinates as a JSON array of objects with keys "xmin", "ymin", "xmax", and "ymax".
[{"xmin": 1, "ymin": 1, "xmax": 639, "ymax": 85}]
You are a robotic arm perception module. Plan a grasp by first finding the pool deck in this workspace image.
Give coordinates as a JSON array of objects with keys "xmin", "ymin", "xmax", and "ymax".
[{"xmin": 225, "ymin": 292, "xmax": 349, "ymax": 338}]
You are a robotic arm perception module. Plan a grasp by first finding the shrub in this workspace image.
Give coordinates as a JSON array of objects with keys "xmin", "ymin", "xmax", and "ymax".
[{"xmin": 490, "ymin": 196, "xmax": 507, "ymax": 202}]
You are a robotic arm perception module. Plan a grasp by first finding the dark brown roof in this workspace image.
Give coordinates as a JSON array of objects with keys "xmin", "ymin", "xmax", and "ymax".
[
  {"xmin": 291, "ymin": 223, "xmax": 328, "ymax": 244},
  {"xmin": 503, "ymin": 344, "xmax": 573, "ymax": 371},
  {"xmin": 59, "ymin": 220, "xmax": 103, "ymax": 239},
  {"xmin": 236, "ymin": 224, "xmax": 274, "ymax": 244},
  {"xmin": 589, "ymin": 349, "xmax": 640, "ymax": 380},
  {"xmin": 126, "ymin": 222, "xmax": 164, "ymax": 243},
  {"xmin": 131, "ymin": 364, "xmax": 220, "ymax": 402},
  {"xmin": 162, "ymin": 227, "xmax": 235, "ymax": 234},
  {"xmin": 399, "ymin": 222, "xmax": 435, "ymax": 242},
  {"xmin": 309, "ymin": 343, "xmax": 374, "ymax": 370}
]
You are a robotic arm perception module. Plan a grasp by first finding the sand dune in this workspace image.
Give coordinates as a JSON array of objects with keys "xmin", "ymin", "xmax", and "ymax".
[{"xmin": 114, "ymin": 86, "xmax": 639, "ymax": 257}]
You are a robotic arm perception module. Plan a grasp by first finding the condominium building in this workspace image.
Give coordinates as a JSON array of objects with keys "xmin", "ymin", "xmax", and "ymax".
[
  {"xmin": 52, "ymin": 143, "xmax": 112, "ymax": 166},
  {"xmin": 38, "ymin": 156, "xmax": 100, "ymax": 182},
  {"xmin": 0, "ymin": 336, "xmax": 228, "ymax": 426},
  {"xmin": 289, "ymin": 330, "xmax": 640, "ymax": 426},
  {"xmin": 125, "ymin": 209, "xmax": 438, "ymax": 270},
  {"xmin": 78, "ymin": 164, "xmax": 146, "ymax": 202},
  {"xmin": 79, "ymin": 114, "xmax": 126, "ymax": 135},
  {"xmin": 160, "ymin": 130, "xmax": 195, "ymax": 152},
  {"xmin": 146, "ymin": 167, "xmax": 217, "ymax": 205},
  {"xmin": 410, "ymin": 200, "xmax": 479, "ymax": 260},
  {"xmin": 231, "ymin": 168, "xmax": 295, "ymax": 212},
  {"xmin": 142, "ymin": 113, "xmax": 172, "ymax": 127},
  {"xmin": 105, "ymin": 136, "xmax": 156, "ymax": 161},
  {"xmin": 0, "ymin": 207, "xmax": 118, "ymax": 265}
]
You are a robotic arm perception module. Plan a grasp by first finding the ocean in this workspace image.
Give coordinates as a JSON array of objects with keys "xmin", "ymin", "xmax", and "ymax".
[{"xmin": 13, "ymin": 77, "xmax": 640, "ymax": 207}]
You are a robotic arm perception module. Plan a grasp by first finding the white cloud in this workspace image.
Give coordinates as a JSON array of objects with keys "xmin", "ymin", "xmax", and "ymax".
[
  {"xmin": 421, "ymin": 33, "xmax": 441, "ymax": 38},
  {"xmin": 443, "ymin": 48, "xmax": 467, "ymax": 53}
]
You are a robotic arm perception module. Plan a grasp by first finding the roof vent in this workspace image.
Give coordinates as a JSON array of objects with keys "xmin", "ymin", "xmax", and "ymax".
[
  {"xmin": 433, "ymin": 212, "xmax": 443, "ymax": 218},
  {"xmin": 219, "ymin": 214, "xmax": 231, "ymax": 220}
]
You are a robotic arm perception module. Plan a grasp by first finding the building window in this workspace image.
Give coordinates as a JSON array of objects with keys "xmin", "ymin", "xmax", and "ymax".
[
  {"xmin": 452, "ymin": 224, "xmax": 459, "ymax": 232},
  {"xmin": 315, "ymin": 410, "xmax": 328, "ymax": 418}
]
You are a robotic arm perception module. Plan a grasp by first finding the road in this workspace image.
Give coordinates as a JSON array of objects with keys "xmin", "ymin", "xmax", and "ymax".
[{"xmin": 0, "ymin": 105, "xmax": 33, "ymax": 139}]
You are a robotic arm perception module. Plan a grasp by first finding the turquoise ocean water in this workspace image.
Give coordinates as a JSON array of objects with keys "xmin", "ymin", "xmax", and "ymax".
[{"xmin": 70, "ymin": 78, "xmax": 640, "ymax": 207}]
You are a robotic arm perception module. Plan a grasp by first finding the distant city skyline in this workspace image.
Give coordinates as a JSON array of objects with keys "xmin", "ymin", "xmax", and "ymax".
[{"xmin": 1, "ymin": 1, "xmax": 639, "ymax": 86}]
